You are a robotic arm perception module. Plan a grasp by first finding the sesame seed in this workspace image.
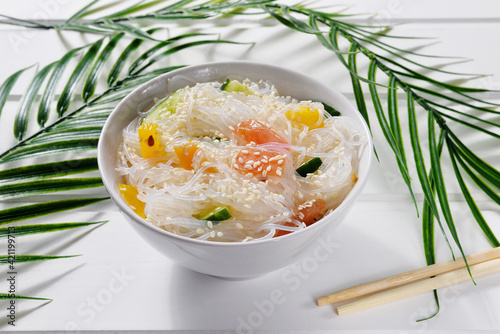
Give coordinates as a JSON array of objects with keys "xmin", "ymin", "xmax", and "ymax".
[
  {"xmin": 217, "ymin": 232, "xmax": 224, "ymax": 237},
  {"xmin": 266, "ymin": 166, "xmax": 272, "ymax": 172},
  {"xmin": 197, "ymin": 228, "xmax": 204, "ymax": 235},
  {"xmin": 277, "ymin": 160, "xmax": 284, "ymax": 165},
  {"xmin": 228, "ymin": 126, "xmax": 235, "ymax": 131},
  {"xmin": 207, "ymin": 221, "xmax": 213, "ymax": 229},
  {"xmin": 245, "ymin": 173, "xmax": 254, "ymax": 177},
  {"xmin": 261, "ymin": 159, "xmax": 268, "ymax": 163},
  {"xmin": 262, "ymin": 170, "xmax": 267, "ymax": 177},
  {"xmin": 242, "ymin": 150, "xmax": 249, "ymax": 154},
  {"xmin": 247, "ymin": 160, "xmax": 254, "ymax": 164},
  {"xmin": 253, "ymin": 161, "xmax": 261, "ymax": 167},
  {"xmin": 236, "ymin": 223, "xmax": 243, "ymax": 229},
  {"xmin": 238, "ymin": 157, "xmax": 244, "ymax": 164},
  {"xmin": 234, "ymin": 164, "xmax": 240, "ymax": 169},
  {"xmin": 253, "ymin": 151, "xmax": 261, "ymax": 156},
  {"xmin": 244, "ymin": 164, "xmax": 253, "ymax": 170},
  {"xmin": 210, "ymin": 230, "xmax": 216, "ymax": 238},
  {"xmin": 257, "ymin": 166, "xmax": 263, "ymax": 171},
  {"xmin": 276, "ymin": 170, "xmax": 282, "ymax": 176}
]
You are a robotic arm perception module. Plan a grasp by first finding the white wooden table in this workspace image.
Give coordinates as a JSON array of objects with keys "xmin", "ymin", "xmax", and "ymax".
[{"xmin": 1, "ymin": 1, "xmax": 499, "ymax": 332}]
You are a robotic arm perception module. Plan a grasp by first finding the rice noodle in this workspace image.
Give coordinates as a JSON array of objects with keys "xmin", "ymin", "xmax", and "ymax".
[{"xmin": 117, "ymin": 78, "xmax": 365, "ymax": 242}]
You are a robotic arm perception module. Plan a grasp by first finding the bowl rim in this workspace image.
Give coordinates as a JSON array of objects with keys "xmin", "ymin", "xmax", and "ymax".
[{"xmin": 97, "ymin": 60, "xmax": 374, "ymax": 247}]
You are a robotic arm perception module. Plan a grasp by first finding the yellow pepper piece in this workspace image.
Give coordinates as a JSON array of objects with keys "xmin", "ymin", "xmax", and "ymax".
[
  {"xmin": 174, "ymin": 141, "xmax": 199, "ymax": 170},
  {"xmin": 138, "ymin": 122, "xmax": 164, "ymax": 159},
  {"xmin": 285, "ymin": 106, "xmax": 324, "ymax": 129},
  {"xmin": 118, "ymin": 184, "xmax": 146, "ymax": 219}
]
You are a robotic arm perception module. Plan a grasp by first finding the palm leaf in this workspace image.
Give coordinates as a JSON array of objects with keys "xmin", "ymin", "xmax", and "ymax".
[
  {"xmin": 14, "ymin": 62, "xmax": 56, "ymax": 140},
  {"xmin": 0, "ymin": 66, "xmax": 34, "ymax": 118},
  {"xmin": 56, "ymin": 39, "xmax": 104, "ymax": 116},
  {"xmin": 428, "ymin": 113, "xmax": 470, "ymax": 270},
  {"xmin": 107, "ymin": 28, "xmax": 161, "ymax": 85},
  {"xmin": 0, "ymin": 198, "xmax": 108, "ymax": 225},
  {"xmin": 127, "ymin": 33, "xmax": 214, "ymax": 75},
  {"xmin": 82, "ymin": 32, "xmax": 125, "ymax": 102},
  {"xmin": 0, "ymin": 293, "xmax": 51, "ymax": 301},
  {"xmin": 29, "ymin": 127, "xmax": 103, "ymax": 144},
  {"xmin": 99, "ymin": 21, "xmax": 162, "ymax": 42},
  {"xmin": 37, "ymin": 48, "xmax": 83, "ymax": 126},
  {"xmin": 347, "ymin": 44, "xmax": 371, "ymax": 128},
  {"xmin": 447, "ymin": 140, "xmax": 500, "ymax": 247},
  {"xmin": 407, "ymin": 91, "xmax": 454, "ymax": 255},
  {"xmin": 0, "ymin": 255, "xmax": 80, "ymax": 265},
  {"xmin": 132, "ymin": 39, "xmax": 252, "ymax": 75},
  {"xmin": 367, "ymin": 61, "xmax": 414, "ymax": 195},
  {"xmin": 0, "ymin": 158, "xmax": 98, "ymax": 184},
  {"xmin": 0, "ymin": 177, "xmax": 103, "ymax": 200},
  {"xmin": 0, "ymin": 138, "xmax": 99, "ymax": 163},
  {"xmin": 454, "ymin": 150, "xmax": 500, "ymax": 206},
  {"xmin": 65, "ymin": 0, "xmax": 100, "ymax": 23},
  {"xmin": 103, "ymin": 0, "xmax": 169, "ymax": 18},
  {"xmin": 0, "ymin": 221, "xmax": 106, "ymax": 238}
]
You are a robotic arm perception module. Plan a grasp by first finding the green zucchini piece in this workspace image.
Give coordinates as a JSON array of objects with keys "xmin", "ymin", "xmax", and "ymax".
[
  {"xmin": 196, "ymin": 206, "xmax": 232, "ymax": 222},
  {"xmin": 221, "ymin": 79, "xmax": 252, "ymax": 95},
  {"xmin": 142, "ymin": 88, "xmax": 184, "ymax": 123},
  {"xmin": 320, "ymin": 102, "xmax": 341, "ymax": 117},
  {"xmin": 296, "ymin": 157, "xmax": 323, "ymax": 177}
]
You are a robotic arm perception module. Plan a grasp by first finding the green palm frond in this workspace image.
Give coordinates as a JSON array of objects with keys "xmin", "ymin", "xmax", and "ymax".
[
  {"xmin": 0, "ymin": 0, "xmax": 498, "ymax": 314},
  {"xmin": 0, "ymin": 221, "xmax": 106, "ymax": 238},
  {"xmin": 0, "ymin": 254, "xmax": 80, "ymax": 265},
  {"xmin": 0, "ymin": 293, "xmax": 51, "ymax": 301}
]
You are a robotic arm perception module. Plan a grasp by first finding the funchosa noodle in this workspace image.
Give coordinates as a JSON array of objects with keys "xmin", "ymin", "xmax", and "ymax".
[{"xmin": 116, "ymin": 78, "xmax": 366, "ymax": 242}]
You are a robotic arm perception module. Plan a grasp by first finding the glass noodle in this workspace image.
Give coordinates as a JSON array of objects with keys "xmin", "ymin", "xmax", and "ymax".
[{"xmin": 117, "ymin": 78, "xmax": 365, "ymax": 242}]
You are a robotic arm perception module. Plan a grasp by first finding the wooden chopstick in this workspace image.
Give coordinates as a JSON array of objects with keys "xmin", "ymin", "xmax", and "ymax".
[
  {"xmin": 336, "ymin": 257, "xmax": 500, "ymax": 315},
  {"xmin": 317, "ymin": 247, "xmax": 500, "ymax": 307}
]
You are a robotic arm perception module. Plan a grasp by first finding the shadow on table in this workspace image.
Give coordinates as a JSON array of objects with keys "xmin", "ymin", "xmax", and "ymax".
[{"xmin": 164, "ymin": 217, "xmax": 418, "ymax": 331}]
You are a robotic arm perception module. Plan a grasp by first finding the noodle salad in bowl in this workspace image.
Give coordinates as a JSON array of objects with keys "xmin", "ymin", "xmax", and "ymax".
[
  {"xmin": 117, "ymin": 79, "xmax": 364, "ymax": 242},
  {"xmin": 98, "ymin": 61, "xmax": 373, "ymax": 277}
]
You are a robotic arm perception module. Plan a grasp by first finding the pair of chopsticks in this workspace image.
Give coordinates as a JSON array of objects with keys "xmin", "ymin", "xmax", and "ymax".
[{"xmin": 316, "ymin": 247, "xmax": 500, "ymax": 315}]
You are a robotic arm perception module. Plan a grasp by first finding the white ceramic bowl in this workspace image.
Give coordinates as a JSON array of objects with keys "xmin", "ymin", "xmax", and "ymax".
[{"xmin": 98, "ymin": 61, "xmax": 373, "ymax": 278}]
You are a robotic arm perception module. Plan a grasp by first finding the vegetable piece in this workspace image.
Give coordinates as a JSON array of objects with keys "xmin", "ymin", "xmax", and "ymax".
[
  {"xmin": 174, "ymin": 140, "xmax": 198, "ymax": 170},
  {"xmin": 296, "ymin": 157, "xmax": 323, "ymax": 177},
  {"xmin": 142, "ymin": 88, "xmax": 184, "ymax": 123},
  {"xmin": 233, "ymin": 147, "xmax": 286, "ymax": 178},
  {"xmin": 118, "ymin": 184, "xmax": 146, "ymax": 219},
  {"xmin": 221, "ymin": 79, "xmax": 252, "ymax": 95},
  {"xmin": 285, "ymin": 106, "xmax": 324, "ymax": 129},
  {"xmin": 274, "ymin": 198, "xmax": 326, "ymax": 237},
  {"xmin": 196, "ymin": 206, "xmax": 232, "ymax": 222},
  {"xmin": 138, "ymin": 122, "xmax": 164, "ymax": 159},
  {"xmin": 231, "ymin": 119, "xmax": 288, "ymax": 145},
  {"xmin": 320, "ymin": 102, "xmax": 341, "ymax": 117}
]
